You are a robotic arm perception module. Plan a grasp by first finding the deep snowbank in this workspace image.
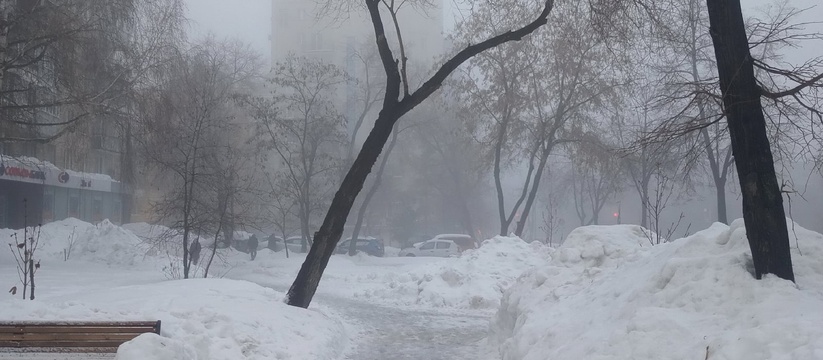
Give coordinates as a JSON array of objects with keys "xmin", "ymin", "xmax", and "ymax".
[
  {"xmin": 490, "ymin": 221, "xmax": 823, "ymax": 360},
  {"xmin": 0, "ymin": 279, "xmax": 351, "ymax": 360},
  {"xmin": 1, "ymin": 218, "xmax": 156, "ymax": 266},
  {"xmin": 355, "ymin": 236, "xmax": 551, "ymax": 309}
]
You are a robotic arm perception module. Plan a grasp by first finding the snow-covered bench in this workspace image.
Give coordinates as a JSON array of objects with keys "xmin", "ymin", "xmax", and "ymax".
[{"xmin": 0, "ymin": 321, "xmax": 161, "ymax": 353}]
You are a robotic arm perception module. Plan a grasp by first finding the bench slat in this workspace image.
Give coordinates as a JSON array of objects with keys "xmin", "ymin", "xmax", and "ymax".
[
  {"xmin": 0, "ymin": 334, "xmax": 141, "ymax": 341},
  {"xmin": 0, "ymin": 320, "xmax": 161, "ymax": 353},
  {"xmin": 0, "ymin": 326, "xmax": 158, "ymax": 334},
  {"xmin": 0, "ymin": 340, "xmax": 125, "ymax": 350}
]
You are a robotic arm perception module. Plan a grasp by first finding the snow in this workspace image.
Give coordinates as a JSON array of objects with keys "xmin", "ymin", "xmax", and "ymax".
[
  {"xmin": 4, "ymin": 217, "xmax": 823, "ymax": 359},
  {"xmin": 349, "ymin": 237, "xmax": 551, "ymax": 309},
  {"xmin": 1, "ymin": 218, "xmax": 156, "ymax": 266},
  {"xmin": 1, "ymin": 219, "xmax": 354, "ymax": 360},
  {"xmin": 1, "ymin": 279, "xmax": 351, "ymax": 360},
  {"xmin": 489, "ymin": 220, "xmax": 823, "ymax": 360}
]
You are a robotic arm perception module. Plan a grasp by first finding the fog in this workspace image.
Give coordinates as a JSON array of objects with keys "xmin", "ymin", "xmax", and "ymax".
[
  {"xmin": 1, "ymin": 0, "xmax": 821, "ymax": 248},
  {"xmin": 2, "ymin": 0, "xmax": 823, "ymax": 358}
]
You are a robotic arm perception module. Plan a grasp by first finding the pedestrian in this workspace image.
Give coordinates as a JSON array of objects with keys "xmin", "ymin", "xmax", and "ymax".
[
  {"xmin": 190, "ymin": 239, "xmax": 202, "ymax": 265},
  {"xmin": 248, "ymin": 234, "xmax": 258, "ymax": 261}
]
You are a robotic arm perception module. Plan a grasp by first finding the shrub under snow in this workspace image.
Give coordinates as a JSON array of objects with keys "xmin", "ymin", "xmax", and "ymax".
[{"xmin": 490, "ymin": 221, "xmax": 823, "ymax": 360}]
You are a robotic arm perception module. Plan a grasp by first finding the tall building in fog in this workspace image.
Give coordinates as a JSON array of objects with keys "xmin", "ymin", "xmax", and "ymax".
[{"xmin": 271, "ymin": 1, "xmax": 445, "ymax": 70}]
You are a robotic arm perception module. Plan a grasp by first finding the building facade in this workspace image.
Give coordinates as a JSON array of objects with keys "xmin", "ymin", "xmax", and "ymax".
[{"xmin": 0, "ymin": 155, "xmax": 125, "ymax": 229}]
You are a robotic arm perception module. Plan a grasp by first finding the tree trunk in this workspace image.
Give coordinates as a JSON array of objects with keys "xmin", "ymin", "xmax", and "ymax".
[
  {"xmin": 0, "ymin": 0, "xmax": 12, "ymax": 93},
  {"xmin": 515, "ymin": 147, "xmax": 551, "ymax": 237},
  {"xmin": 287, "ymin": 110, "xmax": 398, "ymax": 308},
  {"xmin": 705, "ymin": 0, "xmax": 793, "ymax": 281},
  {"xmin": 349, "ymin": 128, "xmax": 398, "ymax": 256},
  {"xmin": 639, "ymin": 183, "xmax": 649, "ymax": 229},
  {"xmin": 299, "ymin": 203, "xmax": 310, "ymax": 252},
  {"xmin": 286, "ymin": 0, "xmax": 554, "ymax": 308},
  {"xmin": 715, "ymin": 177, "xmax": 728, "ymax": 224},
  {"xmin": 120, "ymin": 121, "xmax": 135, "ymax": 224},
  {"xmin": 28, "ymin": 259, "xmax": 34, "ymax": 300},
  {"xmin": 493, "ymin": 119, "xmax": 510, "ymax": 236}
]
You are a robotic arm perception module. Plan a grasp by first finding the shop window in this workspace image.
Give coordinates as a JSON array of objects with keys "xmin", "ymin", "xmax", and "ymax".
[
  {"xmin": 112, "ymin": 198, "xmax": 122, "ymax": 224},
  {"xmin": 69, "ymin": 193, "xmax": 80, "ymax": 218},
  {"xmin": 92, "ymin": 195, "xmax": 102, "ymax": 222},
  {"xmin": 42, "ymin": 189, "xmax": 54, "ymax": 223}
]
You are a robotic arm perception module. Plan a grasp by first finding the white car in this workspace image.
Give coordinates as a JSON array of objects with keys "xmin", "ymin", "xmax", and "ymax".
[
  {"xmin": 399, "ymin": 239, "xmax": 460, "ymax": 257},
  {"xmin": 399, "ymin": 234, "xmax": 478, "ymax": 257},
  {"xmin": 285, "ymin": 236, "xmax": 310, "ymax": 253}
]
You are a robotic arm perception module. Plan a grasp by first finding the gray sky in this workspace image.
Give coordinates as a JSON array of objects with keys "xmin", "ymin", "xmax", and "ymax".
[
  {"xmin": 184, "ymin": 0, "xmax": 820, "ymax": 65},
  {"xmin": 185, "ymin": 0, "xmax": 272, "ymax": 60}
]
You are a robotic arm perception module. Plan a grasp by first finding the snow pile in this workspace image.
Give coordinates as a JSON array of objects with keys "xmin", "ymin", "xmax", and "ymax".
[
  {"xmin": 356, "ymin": 236, "xmax": 551, "ymax": 309},
  {"xmin": 117, "ymin": 333, "xmax": 198, "ymax": 360},
  {"xmin": 1, "ymin": 218, "xmax": 155, "ymax": 266},
  {"xmin": 490, "ymin": 220, "xmax": 823, "ymax": 360},
  {"xmin": 0, "ymin": 279, "xmax": 352, "ymax": 360}
]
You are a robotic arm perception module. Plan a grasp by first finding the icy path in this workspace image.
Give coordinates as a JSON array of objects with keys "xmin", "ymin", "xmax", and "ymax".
[{"xmin": 315, "ymin": 294, "xmax": 493, "ymax": 360}]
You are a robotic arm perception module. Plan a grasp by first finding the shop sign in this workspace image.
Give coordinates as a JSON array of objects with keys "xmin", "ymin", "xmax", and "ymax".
[
  {"xmin": 0, "ymin": 163, "xmax": 47, "ymax": 183},
  {"xmin": 0, "ymin": 158, "xmax": 114, "ymax": 192}
]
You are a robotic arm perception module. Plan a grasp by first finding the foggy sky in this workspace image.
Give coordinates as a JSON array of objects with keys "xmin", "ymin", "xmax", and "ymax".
[{"xmin": 185, "ymin": 0, "xmax": 820, "ymax": 65}]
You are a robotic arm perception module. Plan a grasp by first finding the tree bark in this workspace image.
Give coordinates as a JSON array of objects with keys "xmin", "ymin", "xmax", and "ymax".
[
  {"xmin": 704, "ymin": 0, "xmax": 793, "ymax": 281},
  {"xmin": 349, "ymin": 127, "xmax": 398, "ymax": 256},
  {"xmin": 715, "ymin": 176, "xmax": 728, "ymax": 224},
  {"xmin": 515, "ymin": 146, "xmax": 551, "ymax": 237},
  {"xmin": 28, "ymin": 259, "xmax": 34, "ymax": 300}
]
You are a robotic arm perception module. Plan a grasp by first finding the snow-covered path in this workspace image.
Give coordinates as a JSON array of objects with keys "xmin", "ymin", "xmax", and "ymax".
[
  {"xmin": 254, "ymin": 281, "xmax": 493, "ymax": 360},
  {"xmin": 322, "ymin": 295, "xmax": 491, "ymax": 360}
]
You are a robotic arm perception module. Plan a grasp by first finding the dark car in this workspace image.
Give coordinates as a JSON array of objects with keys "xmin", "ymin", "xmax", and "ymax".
[{"xmin": 335, "ymin": 236, "xmax": 385, "ymax": 257}]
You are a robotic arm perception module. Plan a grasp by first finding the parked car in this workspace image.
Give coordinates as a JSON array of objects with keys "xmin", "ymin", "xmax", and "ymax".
[
  {"xmin": 285, "ymin": 236, "xmax": 310, "ymax": 253},
  {"xmin": 267, "ymin": 235, "xmax": 284, "ymax": 251},
  {"xmin": 398, "ymin": 234, "xmax": 477, "ymax": 257},
  {"xmin": 232, "ymin": 232, "xmax": 267, "ymax": 253},
  {"xmin": 334, "ymin": 236, "xmax": 385, "ymax": 257}
]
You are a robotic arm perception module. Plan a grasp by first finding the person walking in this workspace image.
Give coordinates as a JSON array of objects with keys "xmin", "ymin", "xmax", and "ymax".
[
  {"xmin": 190, "ymin": 239, "xmax": 202, "ymax": 265},
  {"xmin": 248, "ymin": 234, "xmax": 258, "ymax": 261}
]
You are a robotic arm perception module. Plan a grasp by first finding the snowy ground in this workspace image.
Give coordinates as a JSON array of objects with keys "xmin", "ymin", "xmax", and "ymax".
[{"xmin": 3, "ymin": 218, "xmax": 822, "ymax": 359}]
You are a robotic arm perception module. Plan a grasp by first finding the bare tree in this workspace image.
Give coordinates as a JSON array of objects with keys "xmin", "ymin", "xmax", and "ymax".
[
  {"xmin": 6, "ymin": 203, "xmax": 40, "ymax": 300},
  {"xmin": 456, "ymin": 0, "xmax": 614, "ymax": 237},
  {"xmin": 138, "ymin": 38, "xmax": 259, "ymax": 279},
  {"xmin": 264, "ymin": 177, "xmax": 298, "ymax": 258},
  {"xmin": 0, "ymin": 0, "xmax": 185, "ymax": 145},
  {"xmin": 567, "ymin": 137, "xmax": 624, "ymax": 226},
  {"xmin": 247, "ymin": 56, "xmax": 348, "ymax": 253},
  {"xmin": 286, "ymin": 0, "xmax": 555, "ymax": 308},
  {"xmin": 703, "ymin": 0, "xmax": 803, "ymax": 281}
]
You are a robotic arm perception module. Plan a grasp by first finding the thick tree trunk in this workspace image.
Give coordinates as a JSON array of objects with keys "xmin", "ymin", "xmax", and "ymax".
[
  {"xmin": 287, "ymin": 110, "xmax": 397, "ymax": 308},
  {"xmin": 715, "ymin": 177, "xmax": 728, "ymax": 224},
  {"xmin": 515, "ymin": 147, "xmax": 551, "ymax": 237},
  {"xmin": 639, "ymin": 183, "xmax": 649, "ymax": 228},
  {"xmin": 349, "ymin": 128, "xmax": 397, "ymax": 255},
  {"xmin": 705, "ymin": 0, "xmax": 793, "ymax": 281},
  {"xmin": 286, "ymin": 0, "xmax": 554, "ymax": 308}
]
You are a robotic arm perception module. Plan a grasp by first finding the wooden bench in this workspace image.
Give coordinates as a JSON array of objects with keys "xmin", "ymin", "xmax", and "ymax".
[{"xmin": 0, "ymin": 321, "xmax": 161, "ymax": 353}]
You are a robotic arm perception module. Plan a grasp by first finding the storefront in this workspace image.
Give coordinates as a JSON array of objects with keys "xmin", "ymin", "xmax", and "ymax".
[{"xmin": 0, "ymin": 156, "xmax": 125, "ymax": 229}]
